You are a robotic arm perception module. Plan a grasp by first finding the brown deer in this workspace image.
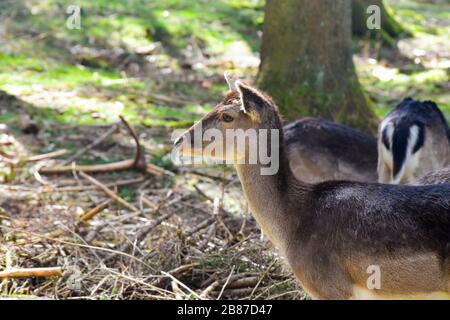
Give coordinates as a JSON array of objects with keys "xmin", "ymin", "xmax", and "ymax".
[
  {"xmin": 378, "ymin": 98, "xmax": 450, "ymax": 184},
  {"xmin": 225, "ymin": 73, "xmax": 378, "ymax": 183},
  {"xmin": 174, "ymin": 81, "xmax": 450, "ymax": 300}
]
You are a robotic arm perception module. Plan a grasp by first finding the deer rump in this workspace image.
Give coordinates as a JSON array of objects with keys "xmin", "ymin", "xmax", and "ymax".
[
  {"xmin": 378, "ymin": 98, "xmax": 450, "ymax": 184},
  {"xmin": 380, "ymin": 118, "xmax": 425, "ymax": 183}
]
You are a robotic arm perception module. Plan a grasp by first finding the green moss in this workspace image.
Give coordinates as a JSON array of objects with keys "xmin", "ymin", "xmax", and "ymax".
[
  {"xmin": 0, "ymin": 113, "xmax": 16, "ymax": 124},
  {"xmin": 119, "ymin": 187, "xmax": 136, "ymax": 203}
]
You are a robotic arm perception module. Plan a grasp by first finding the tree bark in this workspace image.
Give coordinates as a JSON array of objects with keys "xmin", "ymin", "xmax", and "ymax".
[
  {"xmin": 258, "ymin": 0, "xmax": 377, "ymax": 133},
  {"xmin": 352, "ymin": 0, "xmax": 409, "ymax": 46}
]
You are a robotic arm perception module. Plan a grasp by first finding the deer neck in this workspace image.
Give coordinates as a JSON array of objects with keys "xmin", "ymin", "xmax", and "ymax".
[{"xmin": 234, "ymin": 139, "xmax": 309, "ymax": 253}]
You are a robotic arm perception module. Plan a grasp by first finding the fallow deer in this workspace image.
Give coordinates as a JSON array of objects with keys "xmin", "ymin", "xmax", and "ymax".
[
  {"xmin": 378, "ymin": 98, "xmax": 450, "ymax": 184},
  {"xmin": 174, "ymin": 81, "xmax": 450, "ymax": 300}
]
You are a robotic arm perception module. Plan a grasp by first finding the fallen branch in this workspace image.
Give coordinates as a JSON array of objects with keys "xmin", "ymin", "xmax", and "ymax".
[
  {"xmin": 79, "ymin": 171, "xmax": 140, "ymax": 213},
  {"xmin": 0, "ymin": 267, "xmax": 63, "ymax": 279},
  {"xmin": 38, "ymin": 116, "xmax": 171, "ymax": 176},
  {"xmin": 39, "ymin": 159, "xmax": 139, "ymax": 174}
]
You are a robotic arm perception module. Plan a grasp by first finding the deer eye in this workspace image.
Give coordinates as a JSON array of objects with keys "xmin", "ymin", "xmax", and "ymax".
[{"xmin": 222, "ymin": 114, "xmax": 234, "ymax": 123}]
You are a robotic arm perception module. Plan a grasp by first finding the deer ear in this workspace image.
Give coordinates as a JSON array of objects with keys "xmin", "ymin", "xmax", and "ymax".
[
  {"xmin": 224, "ymin": 72, "xmax": 237, "ymax": 91},
  {"xmin": 235, "ymin": 81, "xmax": 266, "ymax": 114}
]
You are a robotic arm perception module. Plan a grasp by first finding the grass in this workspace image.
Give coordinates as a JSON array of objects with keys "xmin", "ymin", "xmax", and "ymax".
[{"xmin": 0, "ymin": 0, "xmax": 264, "ymax": 128}]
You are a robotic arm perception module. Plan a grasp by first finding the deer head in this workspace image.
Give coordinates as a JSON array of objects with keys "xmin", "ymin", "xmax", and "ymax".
[{"xmin": 174, "ymin": 77, "xmax": 283, "ymax": 172}]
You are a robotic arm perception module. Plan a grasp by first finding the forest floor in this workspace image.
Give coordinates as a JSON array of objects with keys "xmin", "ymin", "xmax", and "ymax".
[{"xmin": 0, "ymin": 0, "xmax": 449, "ymax": 299}]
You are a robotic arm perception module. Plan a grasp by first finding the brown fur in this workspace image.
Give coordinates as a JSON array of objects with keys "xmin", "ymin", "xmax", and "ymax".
[{"xmin": 285, "ymin": 118, "xmax": 377, "ymax": 183}]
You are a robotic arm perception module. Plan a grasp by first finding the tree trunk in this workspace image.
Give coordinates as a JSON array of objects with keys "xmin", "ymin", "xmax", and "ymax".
[
  {"xmin": 258, "ymin": 0, "xmax": 377, "ymax": 133},
  {"xmin": 352, "ymin": 0, "xmax": 409, "ymax": 46}
]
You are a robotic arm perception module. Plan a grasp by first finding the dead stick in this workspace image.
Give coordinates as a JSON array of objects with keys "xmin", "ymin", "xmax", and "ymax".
[
  {"xmin": 226, "ymin": 276, "xmax": 260, "ymax": 289},
  {"xmin": 39, "ymin": 159, "xmax": 136, "ymax": 174},
  {"xmin": 79, "ymin": 199, "xmax": 112, "ymax": 222},
  {"xmin": 61, "ymin": 124, "xmax": 119, "ymax": 166},
  {"xmin": 49, "ymin": 177, "xmax": 145, "ymax": 192},
  {"xmin": 213, "ymin": 287, "xmax": 264, "ymax": 298},
  {"xmin": 0, "ymin": 267, "xmax": 63, "ymax": 279},
  {"xmin": 141, "ymin": 196, "xmax": 158, "ymax": 210},
  {"xmin": 79, "ymin": 171, "xmax": 140, "ymax": 212},
  {"xmin": 119, "ymin": 115, "xmax": 141, "ymax": 168},
  {"xmin": 185, "ymin": 217, "xmax": 215, "ymax": 237},
  {"xmin": 26, "ymin": 149, "xmax": 68, "ymax": 162},
  {"xmin": 39, "ymin": 158, "xmax": 166, "ymax": 176}
]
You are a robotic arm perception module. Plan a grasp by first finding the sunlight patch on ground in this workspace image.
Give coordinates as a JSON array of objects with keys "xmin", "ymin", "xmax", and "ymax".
[
  {"xmin": 1, "ymin": 84, "xmax": 125, "ymax": 124},
  {"xmin": 222, "ymin": 40, "xmax": 260, "ymax": 68}
]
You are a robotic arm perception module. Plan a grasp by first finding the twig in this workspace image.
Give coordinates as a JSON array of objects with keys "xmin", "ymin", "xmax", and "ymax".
[
  {"xmin": 160, "ymin": 271, "xmax": 203, "ymax": 300},
  {"xmin": 215, "ymin": 287, "xmax": 267, "ymax": 298},
  {"xmin": 0, "ymin": 267, "xmax": 63, "ymax": 279},
  {"xmin": 227, "ymin": 276, "xmax": 259, "ymax": 289},
  {"xmin": 185, "ymin": 217, "xmax": 215, "ymax": 238},
  {"xmin": 249, "ymin": 259, "xmax": 277, "ymax": 298},
  {"xmin": 39, "ymin": 159, "xmax": 143, "ymax": 174},
  {"xmin": 78, "ymin": 171, "xmax": 140, "ymax": 213},
  {"xmin": 26, "ymin": 149, "xmax": 68, "ymax": 162},
  {"xmin": 141, "ymin": 196, "xmax": 158, "ymax": 210},
  {"xmin": 79, "ymin": 199, "xmax": 112, "ymax": 222},
  {"xmin": 189, "ymin": 170, "xmax": 231, "ymax": 183},
  {"xmin": 200, "ymin": 280, "xmax": 220, "ymax": 299},
  {"xmin": 49, "ymin": 177, "xmax": 145, "ymax": 192},
  {"xmin": 198, "ymin": 222, "xmax": 217, "ymax": 250},
  {"xmin": 217, "ymin": 266, "xmax": 235, "ymax": 300}
]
